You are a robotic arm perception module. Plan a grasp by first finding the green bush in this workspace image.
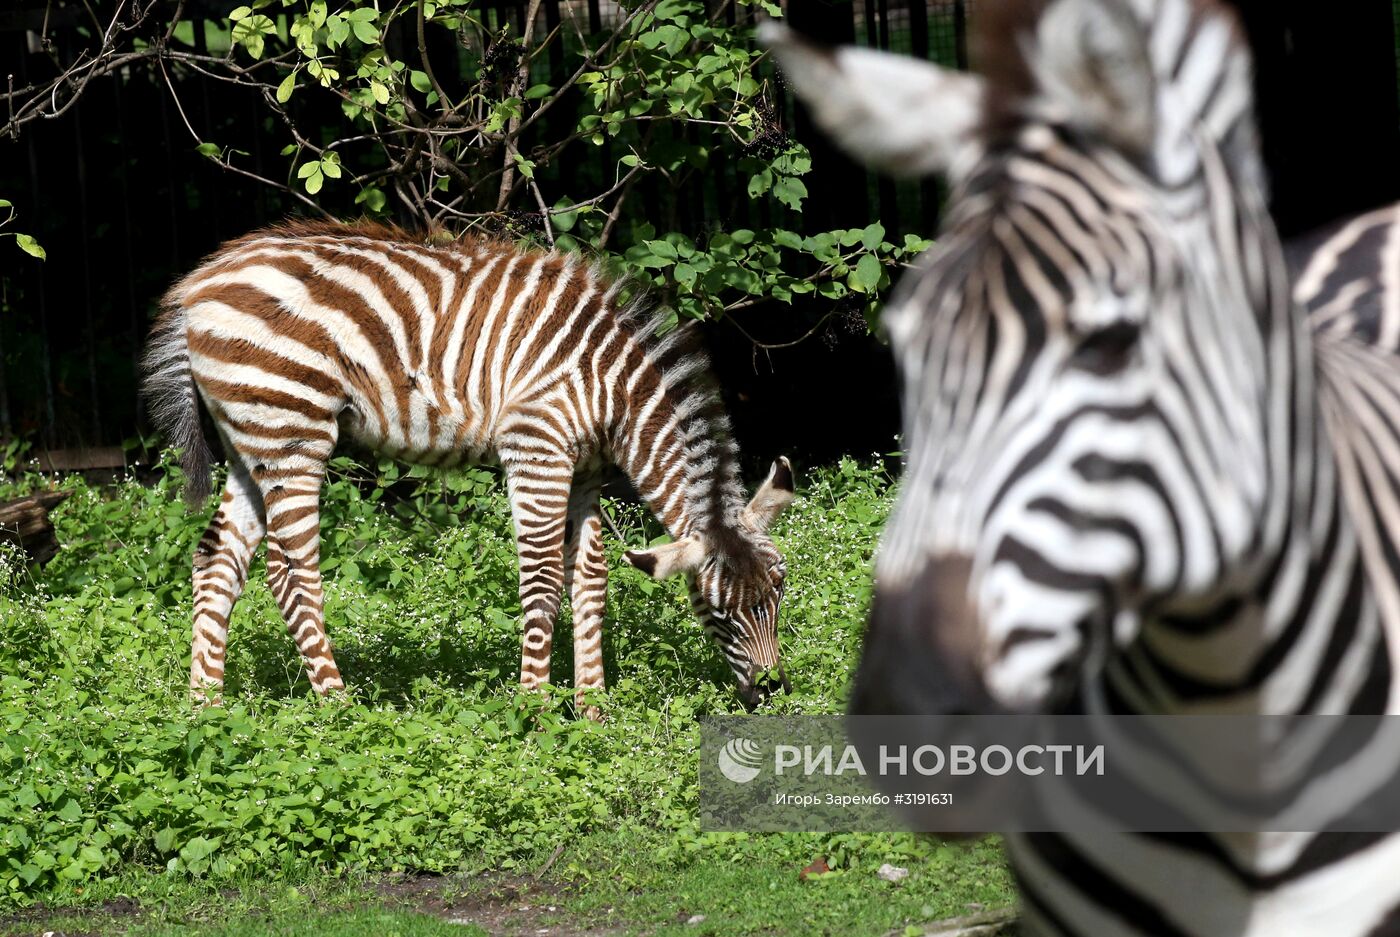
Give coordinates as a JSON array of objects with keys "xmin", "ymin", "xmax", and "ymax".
[{"xmin": 0, "ymin": 458, "xmax": 915, "ymax": 904}]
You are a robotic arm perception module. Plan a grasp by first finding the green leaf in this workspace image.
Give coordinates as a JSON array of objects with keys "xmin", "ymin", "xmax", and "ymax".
[
  {"xmin": 851, "ymin": 253, "xmax": 883, "ymax": 294},
  {"xmin": 370, "ymin": 80, "xmax": 390, "ymax": 105},
  {"xmin": 747, "ymin": 168, "xmax": 773, "ymax": 198},
  {"xmin": 350, "ymin": 15, "xmax": 379, "ymax": 44},
  {"xmin": 231, "ymin": 14, "xmax": 273, "ymax": 59},
  {"xmin": 180, "ymin": 835, "xmax": 220, "ymax": 862},
  {"xmin": 154, "ymin": 827, "xmax": 179, "ymax": 854},
  {"xmin": 326, "ymin": 14, "xmax": 349, "ymax": 48},
  {"xmin": 772, "ymin": 176, "xmax": 807, "ymax": 210},
  {"xmin": 276, "ymin": 71, "xmax": 296, "ymax": 104},
  {"xmin": 228, "ymin": 5, "xmax": 252, "ymax": 21},
  {"xmin": 524, "ymin": 83, "xmax": 553, "ymax": 101},
  {"xmin": 861, "ymin": 222, "xmax": 886, "ymax": 250},
  {"xmin": 356, "ymin": 186, "xmax": 387, "ymax": 213},
  {"xmin": 903, "ymin": 233, "xmax": 933, "ymax": 255},
  {"xmin": 14, "ymin": 233, "xmax": 45, "ymax": 260},
  {"xmin": 643, "ymin": 239, "xmax": 678, "ymax": 261},
  {"xmin": 551, "ymin": 198, "xmax": 578, "ymax": 233},
  {"xmin": 409, "ymin": 70, "xmax": 432, "ymax": 94},
  {"xmin": 773, "ymin": 229, "xmax": 803, "ymax": 250},
  {"xmin": 194, "ymin": 142, "xmax": 220, "ymax": 158}
]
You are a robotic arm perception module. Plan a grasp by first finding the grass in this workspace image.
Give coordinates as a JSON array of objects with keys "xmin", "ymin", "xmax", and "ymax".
[
  {"xmin": 139, "ymin": 909, "xmax": 487, "ymax": 937},
  {"xmin": 0, "ymin": 455, "xmax": 1015, "ymax": 934}
]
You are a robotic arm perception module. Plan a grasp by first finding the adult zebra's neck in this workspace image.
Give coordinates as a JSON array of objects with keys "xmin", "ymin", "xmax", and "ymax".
[
  {"xmin": 606, "ymin": 319, "xmax": 747, "ymax": 548},
  {"xmin": 1118, "ymin": 168, "xmax": 1392, "ymax": 718}
]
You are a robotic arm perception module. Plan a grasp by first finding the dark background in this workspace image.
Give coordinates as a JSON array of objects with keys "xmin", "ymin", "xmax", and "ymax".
[{"xmin": 2, "ymin": 0, "xmax": 1398, "ymax": 471}]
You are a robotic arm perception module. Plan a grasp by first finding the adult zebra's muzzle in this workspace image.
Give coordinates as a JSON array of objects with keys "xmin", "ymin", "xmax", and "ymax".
[{"xmin": 853, "ymin": 555, "xmax": 999, "ymax": 717}]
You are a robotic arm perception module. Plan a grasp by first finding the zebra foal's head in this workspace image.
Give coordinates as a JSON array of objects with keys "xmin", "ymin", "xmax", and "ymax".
[
  {"xmin": 623, "ymin": 458, "xmax": 795, "ymax": 708},
  {"xmin": 767, "ymin": 0, "xmax": 1286, "ymax": 714}
]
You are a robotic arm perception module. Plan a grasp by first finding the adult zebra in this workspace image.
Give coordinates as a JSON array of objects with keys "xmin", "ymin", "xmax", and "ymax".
[
  {"xmin": 142, "ymin": 221, "xmax": 794, "ymax": 713},
  {"xmin": 1288, "ymin": 203, "xmax": 1400, "ymax": 348},
  {"xmin": 767, "ymin": 1, "xmax": 1400, "ymax": 935}
]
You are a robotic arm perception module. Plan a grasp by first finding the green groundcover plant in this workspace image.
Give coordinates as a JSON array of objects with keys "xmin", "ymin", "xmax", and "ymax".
[{"xmin": 0, "ymin": 457, "xmax": 1013, "ymax": 916}]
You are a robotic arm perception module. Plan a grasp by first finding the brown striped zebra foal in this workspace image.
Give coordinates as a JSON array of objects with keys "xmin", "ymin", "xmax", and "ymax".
[{"xmin": 141, "ymin": 221, "xmax": 795, "ymax": 714}]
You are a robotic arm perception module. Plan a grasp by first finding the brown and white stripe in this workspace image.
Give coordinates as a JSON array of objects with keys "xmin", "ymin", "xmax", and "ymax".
[{"xmin": 143, "ymin": 221, "xmax": 795, "ymax": 712}]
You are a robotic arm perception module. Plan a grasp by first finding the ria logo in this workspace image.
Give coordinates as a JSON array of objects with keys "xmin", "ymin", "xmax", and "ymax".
[{"xmin": 718, "ymin": 737, "xmax": 764, "ymax": 783}]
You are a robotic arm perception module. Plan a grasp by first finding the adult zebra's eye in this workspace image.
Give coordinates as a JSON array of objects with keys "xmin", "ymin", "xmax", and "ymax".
[{"xmin": 1071, "ymin": 321, "xmax": 1140, "ymax": 374}]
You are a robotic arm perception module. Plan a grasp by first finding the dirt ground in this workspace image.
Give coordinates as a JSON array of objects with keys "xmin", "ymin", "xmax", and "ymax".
[{"xmin": 0, "ymin": 874, "xmax": 627, "ymax": 937}]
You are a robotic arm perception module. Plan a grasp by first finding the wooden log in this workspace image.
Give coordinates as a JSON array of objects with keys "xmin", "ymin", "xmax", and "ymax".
[
  {"xmin": 0, "ymin": 491, "xmax": 72, "ymax": 566},
  {"xmin": 35, "ymin": 446, "xmax": 127, "ymax": 472},
  {"xmin": 886, "ymin": 907, "xmax": 1019, "ymax": 937}
]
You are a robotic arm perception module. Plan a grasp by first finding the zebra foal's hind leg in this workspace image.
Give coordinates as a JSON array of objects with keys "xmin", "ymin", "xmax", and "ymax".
[
  {"xmin": 249, "ymin": 455, "xmax": 345, "ymax": 695},
  {"xmin": 564, "ymin": 472, "xmax": 608, "ymax": 721},
  {"xmin": 215, "ymin": 410, "xmax": 345, "ymax": 696},
  {"xmin": 190, "ymin": 464, "xmax": 266, "ymax": 702}
]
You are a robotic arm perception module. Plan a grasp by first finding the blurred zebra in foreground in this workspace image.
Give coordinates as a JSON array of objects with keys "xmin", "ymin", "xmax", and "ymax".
[
  {"xmin": 142, "ymin": 222, "xmax": 794, "ymax": 714},
  {"xmin": 768, "ymin": 0, "xmax": 1400, "ymax": 934}
]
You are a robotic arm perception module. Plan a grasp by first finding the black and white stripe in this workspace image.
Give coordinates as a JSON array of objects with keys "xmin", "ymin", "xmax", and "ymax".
[{"xmin": 767, "ymin": 0, "xmax": 1400, "ymax": 933}]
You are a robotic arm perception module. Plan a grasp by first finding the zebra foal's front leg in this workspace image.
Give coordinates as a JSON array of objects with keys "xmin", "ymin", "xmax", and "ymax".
[
  {"xmin": 503, "ymin": 450, "xmax": 574, "ymax": 693},
  {"xmin": 564, "ymin": 473, "xmax": 608, "ymax": 720}
]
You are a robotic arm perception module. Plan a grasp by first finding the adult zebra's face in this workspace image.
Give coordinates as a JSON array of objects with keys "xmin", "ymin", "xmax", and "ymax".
[
  {"xmin": 766, "ymin": 0, "xmax": 1279, "ymax": 713},
  {"xmin": 624, "ymin": 458, "xmax": 796, "ymax": 708}
]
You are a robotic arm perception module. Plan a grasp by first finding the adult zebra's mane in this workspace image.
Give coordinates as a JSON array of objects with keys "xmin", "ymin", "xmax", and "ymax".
[{"xmin": 969, "ymin": 0, "xmax": 1260, "ymax": 193}]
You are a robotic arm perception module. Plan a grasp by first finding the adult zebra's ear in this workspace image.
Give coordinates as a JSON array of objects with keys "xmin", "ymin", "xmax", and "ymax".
[
  {"xmin": 623, "ymin": 537, "xmax": 707, "ymax": 580},
  {"xmin": 1027, "ymin": 0, "xmax": 1157, "ymax": 157},
  {"xmin": 742, "ymin": 457, "xmax": 796, "ymax": 533},
  {"xmin": 759, "ymin": 22, "xmax": 985, "ymax": 180}
]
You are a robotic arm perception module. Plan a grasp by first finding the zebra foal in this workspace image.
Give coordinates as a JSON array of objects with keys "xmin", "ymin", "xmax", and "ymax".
[
  {"xmin": 143, "ymin": 221, "xmax": 794, "ymax": 712},
  {"xmin": 769, "ymin": 1, "xmax": 1400, "ymax": 935}
]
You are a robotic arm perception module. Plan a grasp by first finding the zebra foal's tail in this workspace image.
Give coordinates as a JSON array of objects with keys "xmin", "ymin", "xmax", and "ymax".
[{"xmin": 140, "ymin": 291, "xmax": 212, "ymax": 506}]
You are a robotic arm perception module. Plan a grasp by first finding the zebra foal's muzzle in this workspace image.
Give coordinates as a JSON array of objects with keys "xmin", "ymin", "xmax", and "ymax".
[
  {"xmin": 853, "ymin": 554, "xmax": 1001, "ymax": 717},
  {"xmin": 740, "ymin": 662, "xmax": 792, "ymax": 711}
]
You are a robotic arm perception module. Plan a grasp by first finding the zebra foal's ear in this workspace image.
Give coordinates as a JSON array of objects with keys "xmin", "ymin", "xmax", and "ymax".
[
  {"xmin": 759, "ymin": 22, "xmax": 985, "ymax": 179},
  {"xmin": 742, "ymin": 457, "xmax": 796, "ymax": 533},
  {"xmin": 1028, "ymin": 0, "xmax": 1156, "ymax": 155},
  {"xmin": 624, "ymin": 537, "xmax": 707, "ymax": 580}
]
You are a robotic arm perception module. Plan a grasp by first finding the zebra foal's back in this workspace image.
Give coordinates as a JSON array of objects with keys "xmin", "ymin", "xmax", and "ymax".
[{"xmin": 158, "ymin": 221, "xmax": 622, "ymax": 471}]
